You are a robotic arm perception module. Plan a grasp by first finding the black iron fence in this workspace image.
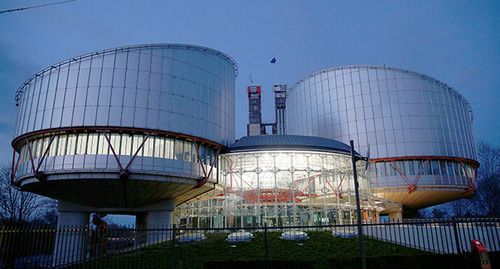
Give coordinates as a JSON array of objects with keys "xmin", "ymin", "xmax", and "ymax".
[{"xmin": 0, "ymin": 218, "xmax": 498, "ymax": 268}]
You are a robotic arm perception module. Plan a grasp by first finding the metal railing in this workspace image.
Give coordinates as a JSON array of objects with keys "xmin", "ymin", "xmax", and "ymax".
[{"xmin": 0, "ymin": 217, "xmax": 498, "ymax": 268}]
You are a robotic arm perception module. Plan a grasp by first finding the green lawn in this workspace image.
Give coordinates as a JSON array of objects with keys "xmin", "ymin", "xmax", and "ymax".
[{"xmin": 74, "ymin": 231, "xmax": 425, "ymax": 269}]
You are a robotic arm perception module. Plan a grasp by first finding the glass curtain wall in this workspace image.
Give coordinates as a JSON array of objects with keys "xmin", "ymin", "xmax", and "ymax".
[
  {"xmin": 16, "ymin": 132, "xmax": 218, "ymax": 175},
  {"xmin": 176, "ymin": 150, "xmax": 384, "ymax": 228}
]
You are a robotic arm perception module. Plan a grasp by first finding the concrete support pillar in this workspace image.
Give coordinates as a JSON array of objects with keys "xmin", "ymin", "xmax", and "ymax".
[
  {"xmin": 143, "ymin": 200, "xmax": 175, "ymax": 244},
  {"xmin": 53, "ymin": 201, "xmax": 90, "ymax": 266},
  {"xmin": 135, "ymin": 213, "xmax": 148, "ymax": 245},
  {"xmin": 53, "ymin": 199, "xmax": 175, "ymax": 263}
]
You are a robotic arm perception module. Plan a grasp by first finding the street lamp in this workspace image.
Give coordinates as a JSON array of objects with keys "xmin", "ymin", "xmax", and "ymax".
[{"xmin": 350, "ymin": 140, "xmax": 367, "ymax": 269}]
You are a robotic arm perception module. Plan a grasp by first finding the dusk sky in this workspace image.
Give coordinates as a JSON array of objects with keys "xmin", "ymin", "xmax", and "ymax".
[
  {"xmin": 1, "ymin": 0, "xmax": 500, "ymax": 165},
  {"xmin": 1, "ymin": 1, "xmax": 499, "ymax": 223}
]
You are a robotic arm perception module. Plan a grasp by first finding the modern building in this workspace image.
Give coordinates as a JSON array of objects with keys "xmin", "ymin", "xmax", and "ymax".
[
  {"xmin": 175, "ymin": 135, "xmax": 400, "ymax": 228},
  {"xmin": 11, "ymin": 43, "xmax": 481, "ymax": 265},
  {"xmin": 11, "ymin": 44, "xmax": 477, "ymax": 230},
  {"xmin": 286, "ymin": 65, "xmax": 478, "ymax": 214},
  {"xmin": 11, "ymin": 44, "xmax": 238, "ymax": 231}
]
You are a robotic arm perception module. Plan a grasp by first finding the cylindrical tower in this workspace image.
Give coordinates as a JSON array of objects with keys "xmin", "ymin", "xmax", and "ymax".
[
  {"xmin": 286, "ymin": 65, "xmax": 477, "ymax": 210},
  {"xmin": 11, "ymin": 44, "xmax": 237, "ymax": 209}
]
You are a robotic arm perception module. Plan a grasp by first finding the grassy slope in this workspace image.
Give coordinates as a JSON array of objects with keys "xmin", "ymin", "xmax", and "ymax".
[{"xmin": 78, "ymin": 231, "xmax": 425, "ymax": 269}]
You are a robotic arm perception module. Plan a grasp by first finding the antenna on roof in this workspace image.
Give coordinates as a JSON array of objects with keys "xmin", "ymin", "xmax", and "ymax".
[{"xmin": 0, "ymin": 0, "xmax": 76, "ymax": 14}]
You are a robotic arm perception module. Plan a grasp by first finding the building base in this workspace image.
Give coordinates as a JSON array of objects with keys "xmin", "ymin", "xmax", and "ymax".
[{"xmin": 53, "ymin": 199, "xmax": 174, "ymax": 266}]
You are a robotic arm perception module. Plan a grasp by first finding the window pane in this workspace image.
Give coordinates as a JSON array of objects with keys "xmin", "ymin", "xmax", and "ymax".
[
  {"xmin": 431, "ymin": 160, "xmax": 440, "ymax": 175},
  {"xmin": 424, "ymin": 160, "xmax": 432, "ymax": 175},
  {"xmin": 30, "ymin": 139, "xmax": 39, "ymax": 159},
  {"xmin": 439, "ymin": 160, "xmax": 447, "ymax": 175},
  {"xmin": 87, "ymin": 134, "xmax": 98, "ymax": 154},
  {"xmin": 121, "ymin": 134, "xmax": 132, "ymax": 155},
  {"xmin": 386, "ymin": 162, "xmax": 395, "ymax": 176},
  {"xmin": 57, "ymin": 135, "xmax": 67, "ymax": 155},
  {"xmin": 447, "ymin": 161, "xmax": 455, "ymax": 177},
  {"xmin": 155, "ymin": 137, "xmax": 165, "ymax": 158},
  {"xmin": 49, "ymin": 136, "xmax": 58, "ymax": 156},
  {"xmin": 143, "ymin": 136, "xmax": 154, "ymax": 157},
  {"xmin": 110, "ymin": 133, "xmax": 121, "ymax": 154},
  {"xmin": 200, "ymin": 145, "xmax": 207, "ymax": 164},
  {"xmin": 21, "ymin": 145, "xmax": 28, "ymax": 164},
  {"xmin": 184, "ymin": 142, "xmax": 192, "ymax": 161},
  {"xmin": 132, "ymin": 134, "xmax": 144, "ymax": 156},
  {"xmin": 453, "ymin": 163, "xmax": 461, "ymax": 177},
  {"xmin": 174, "ymin": 139, "xmax": 183, "ymax": 160},
  {"xmin": 396, "ymin": 161, "xmax": 405, "ymax": 174},
  {"xmin": 377, "ymin": 162, "xmax": 387, "ymax": 177},
  {"xmin": 67, "ymin": 134, "xmax": 76, "ymax": 155},
  {"xmin": 32, "ymin": 139, "xmax": 43, "ymax": 159},
  {"xmin": 407, "ymin": 160, "xmax": 415, "ymax": 176},
  {"xmin": 97, "ymin": 134, "xmax": 109, "ymax": 155},
  {"xmin": 165, "ymin": 138, "xmax": 173, "ymax": 159},
  {"xmin": 76, "ymin": 133, "xmax": 87, "ymax": 155}
]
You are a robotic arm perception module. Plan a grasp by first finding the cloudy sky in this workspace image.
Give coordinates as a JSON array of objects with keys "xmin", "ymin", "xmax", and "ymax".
[{"xmin": 0, "ymin": 1, "xmax": 499, "ymax": 223}]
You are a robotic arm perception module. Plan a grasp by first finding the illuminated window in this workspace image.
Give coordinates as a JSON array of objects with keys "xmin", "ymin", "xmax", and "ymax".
[
  {"xmin": 110, "ymin": 134, "xmax": 121, "ymax": 154},
  {"xmin": 49, "ymin": 137, "xmax": 58, "ymax": 157},
  {"xmin": 143, "ymin": 136, "xmax": 154, "ymax": 157},
  {"xmin": 67, "ymin": 134, "xmax": 76, "ymax": 155},
  {"xmin": 165, "ymin": 138, "xmax": 174, "ymax": 159},
  {"xmin": 97, "ymin": 134, "xmax": 109, "ymax": 155},
  {"xmin": 154, "ymin": 137, "xmax": 165, "ymax": 158},
  {"xmin": 57, "ymin": 135, "xmax": 67, "ymax": 156},
  {"xmin": 120, "ymin": 134, "xmax": 132, "ymax": 155},
  {"xmin": 76, "ymin": 133, "xmax": 87, "ymax": 155},
  {"xmin": 131, "ymin": 134, "xmax": 143, "ymax": 156}
]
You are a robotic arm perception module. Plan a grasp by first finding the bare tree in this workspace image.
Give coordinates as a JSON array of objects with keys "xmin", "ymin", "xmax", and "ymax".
[
  {"xmin": 442, "ymin": 142, "xmax": 500, "ymax": 217},
  {"xmin": 0, "ymin": 167, "xmax": 53, "ymax": 225},
  {"xmin": 447, "ymin": 198, "xmax": 472, "ymax": 217},
  {"xmin": 476, "ymin": 141, "xmax": 500, "ymax": 179},
  {"xmin": 471, "ymin": 174, "xmax": 500, "ymax": 217}
]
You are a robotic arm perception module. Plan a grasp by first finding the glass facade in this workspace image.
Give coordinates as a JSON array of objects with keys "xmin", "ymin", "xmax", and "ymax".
[
  {"xmin": 285, "ymin": 66, "xmax": 477, "ymax": 207},
  {"xmin": 175, "ymin": 150, "xmax": 393, "ymax": 228},
  {"xmin": 371, "ymin": 160, "xmax": 475, "ymax": 187},
  {"xmin": 16, "ymin": 132, "xmax": 219, "ymax": 181}
]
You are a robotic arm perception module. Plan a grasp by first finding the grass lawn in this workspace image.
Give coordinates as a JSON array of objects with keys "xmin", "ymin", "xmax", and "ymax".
[{"xmin": 75, "ymin": 231, "xmax": 425, "ymax": 269}]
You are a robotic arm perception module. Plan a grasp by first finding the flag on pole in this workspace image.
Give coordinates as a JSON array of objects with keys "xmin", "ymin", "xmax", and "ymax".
[{"xmin": 270, "ymin": 57, "xmax": 276, "ymax": 64}]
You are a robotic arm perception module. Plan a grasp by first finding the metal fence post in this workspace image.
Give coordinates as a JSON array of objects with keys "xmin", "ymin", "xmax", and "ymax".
[
  {"xmin": 172, "ymin": 224, "xmax": 176, "ymax": 269},
  {"xmin": 264, "ymin": 223, "xmax": 269, "ymax": 262},
  {"xmin": 452, "ymin": 218, "xmax": 461, "ymax": 254}
]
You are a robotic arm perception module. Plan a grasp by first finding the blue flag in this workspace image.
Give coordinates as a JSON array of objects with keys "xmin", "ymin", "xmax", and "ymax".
[{"xmin": 270, "ymin": 57, "xmax": 276, "ymax": 64}]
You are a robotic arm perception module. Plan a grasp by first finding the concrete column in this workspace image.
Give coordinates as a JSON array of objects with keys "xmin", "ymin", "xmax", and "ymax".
[
  {"xmin": 135, "ymin": 213, "xmax": 148, "ymax": 245},
  {"xmin": 143, "ymin": 200, "xmax": 175, "ymax": 244},
  {"xmin": 53, "ymin": 201, "xmax": 90, "ymax": 266}
]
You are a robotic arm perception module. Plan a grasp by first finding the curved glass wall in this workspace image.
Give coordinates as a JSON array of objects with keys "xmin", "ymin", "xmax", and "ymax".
[
  {"xmin": 175, "ymin": 150, "xmax": 396, "ymax": 228},
  {"xmin": 371, "ymin": 159, "xmax": 475, "ymax": 188},
  {"xmin": 15, "ymin": 132, "xmax": 219, "ymax": 180}
]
